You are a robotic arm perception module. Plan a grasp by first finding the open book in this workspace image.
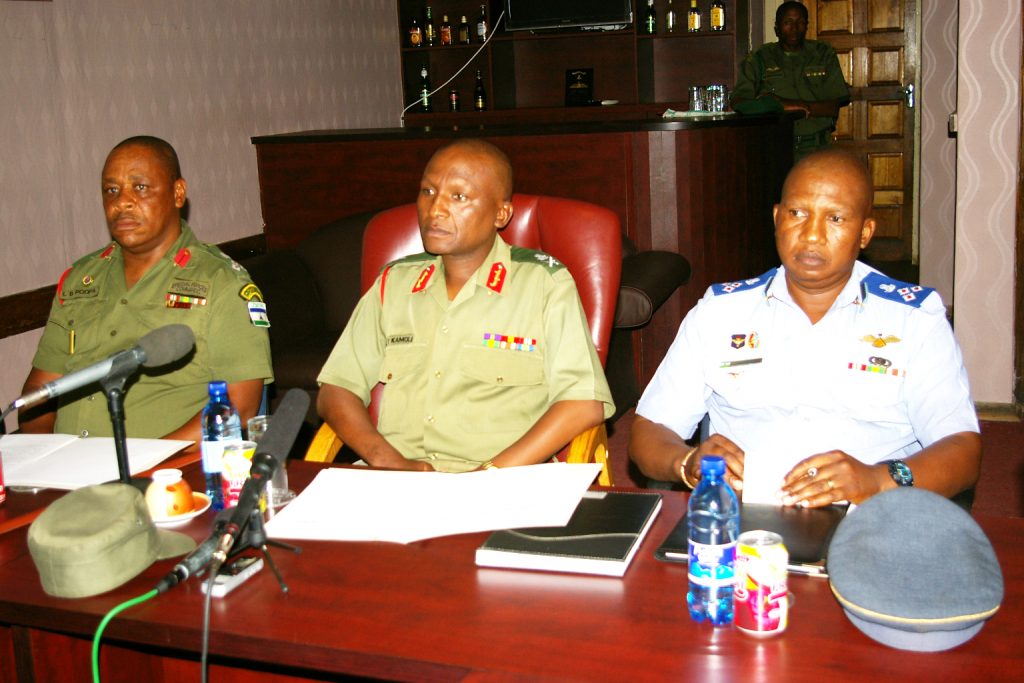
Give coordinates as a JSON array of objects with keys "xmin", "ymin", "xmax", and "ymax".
[{"xmin": 0, "ymin": 434, "xmax": 192, "ymax": 490}]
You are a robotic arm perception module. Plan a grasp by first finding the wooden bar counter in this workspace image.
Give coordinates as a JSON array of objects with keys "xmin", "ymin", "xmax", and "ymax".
[{"xmin": 252, "ymin": 113, "xmax": 794, "ymax": 387}]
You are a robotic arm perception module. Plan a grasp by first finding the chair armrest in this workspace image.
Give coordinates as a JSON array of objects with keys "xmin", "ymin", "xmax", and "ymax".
[
  {"xmin": 305, "ymin": 422, "xmax": 343, "ymax": 463},
  {"xmin": 614, "ymin": 251, "xmax": 691, "ymax": 329},
  {"xmin": 565, "ymin": 423, "xmax": 612, "ymax": 487}
]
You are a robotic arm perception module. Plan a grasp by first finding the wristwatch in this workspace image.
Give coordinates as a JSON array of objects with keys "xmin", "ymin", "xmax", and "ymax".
[{"xmin": 884, "ymin": 459, "xmax": 915, "ymax": 487}]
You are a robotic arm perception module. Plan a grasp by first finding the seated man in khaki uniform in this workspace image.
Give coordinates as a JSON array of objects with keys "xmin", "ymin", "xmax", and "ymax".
[
  {"xmin": 317, "ymin": 139, "xmax": 614, "ymax": 472},
  {"xmin": 20, "ymin": 136, "xmax": 273, "ymax": 450}
]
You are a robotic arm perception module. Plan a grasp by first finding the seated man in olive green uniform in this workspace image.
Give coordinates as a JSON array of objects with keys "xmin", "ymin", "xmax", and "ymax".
[
  {"xmin": 20, "ymin": 136, "xmax": 273, "ymax": 451},
  {"xmin": 317, "ymin": 139, "xmax": 614, "ymax": 472},
  {"xmin": 731, "ymin": 1, "xmax": 850, "ymax": 160}
]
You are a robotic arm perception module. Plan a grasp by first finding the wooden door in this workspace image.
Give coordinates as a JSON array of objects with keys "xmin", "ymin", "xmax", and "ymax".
[{"xmin": 812, "ymin": 0, "xmax": 918, "ymax": 262}]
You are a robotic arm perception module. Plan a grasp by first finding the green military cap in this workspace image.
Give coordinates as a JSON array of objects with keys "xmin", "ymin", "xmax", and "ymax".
[{"xmin": 28, "ymin": 483, "xmax": 196, "ymax": 598}]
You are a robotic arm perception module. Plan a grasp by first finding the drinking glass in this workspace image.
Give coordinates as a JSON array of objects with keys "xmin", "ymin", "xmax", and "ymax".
[{"xmin": 247, "ymin": 415, "xmax": 296, "ymax": 512}]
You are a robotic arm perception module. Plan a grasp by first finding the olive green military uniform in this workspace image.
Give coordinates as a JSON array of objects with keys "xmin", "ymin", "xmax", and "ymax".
[
  {"xmin": 318, "ymin": 235, "xmax": 615, "ymax": 473},
  {"xmin": 731, "ymin": 39, "xmax": 850, "ymax": 158},
  {"xmin": 32, "ymin": 221, "xmax": 273, "ymax": 438}
]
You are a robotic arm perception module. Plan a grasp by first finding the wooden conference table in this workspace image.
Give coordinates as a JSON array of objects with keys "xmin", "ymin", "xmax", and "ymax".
[{"xmin": 0, "ymin": 460, "xmax": 1021, "ymax": 682}]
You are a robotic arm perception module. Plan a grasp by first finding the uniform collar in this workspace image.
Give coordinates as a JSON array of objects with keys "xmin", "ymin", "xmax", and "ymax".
[
  {"xmin": 102, "ymin": 219, "xmax": 198, "ymax": 267},
  {"xmin": 768, "ymin": 261, "xmax": 867, "ymax": 311}
]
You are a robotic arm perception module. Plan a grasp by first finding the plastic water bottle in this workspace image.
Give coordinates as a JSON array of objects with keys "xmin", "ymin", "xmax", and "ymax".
[
  {"xmin": 687, "ymin": 455, "xmax": 740, "ymax": 625},
  {"xmin": 200, "ymin": 380, "xmax": 242, "ymax": 511}
]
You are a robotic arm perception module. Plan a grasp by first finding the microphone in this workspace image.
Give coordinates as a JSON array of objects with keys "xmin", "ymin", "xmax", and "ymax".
[
  {"xmin": 12, "ymin": 324, "xmax": 195, "ymax": 410},
  {"xmin": 154, "ymin": 389, "xmax": 310, "ymax": 593},
  {"xmin": 214, "ymin": 390, "xmax": 310, "ymax": 559}
]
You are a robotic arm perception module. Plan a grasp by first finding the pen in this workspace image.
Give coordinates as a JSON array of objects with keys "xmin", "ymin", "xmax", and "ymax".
[{"xmin": 787, "ymin": 564, "xmax": 828, "ymax": 577}]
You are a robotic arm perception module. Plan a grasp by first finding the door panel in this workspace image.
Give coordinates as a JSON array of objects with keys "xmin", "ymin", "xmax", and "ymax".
[{"xmin": 814, "ymin": 0, "xmax": 918, "ymax": 262}]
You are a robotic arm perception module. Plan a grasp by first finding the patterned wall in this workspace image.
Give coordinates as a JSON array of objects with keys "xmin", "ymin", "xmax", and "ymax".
[
  {"xmin": 918, "ymin": 2, "xmax": 958, "ymax": 302},
  {"xmin": 955, "ymin": 0, "xmax": 1020, "ymax": 404},
  {"xmin": 0, "ymin": 0, "xmax": 402, "ymax": 424}
]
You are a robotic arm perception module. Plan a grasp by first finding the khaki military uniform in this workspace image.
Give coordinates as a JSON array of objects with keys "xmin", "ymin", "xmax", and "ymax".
[
  {"xmin": 731, "ymin": 40, "xmax": 850, "ymax": 158},
  {"xmin": 33, "ymin": 221, "xmax": 273, "ymax": 438},
  {"xmin": 318, "ymin": 235, "xmax": 614, "ymax": 473}
]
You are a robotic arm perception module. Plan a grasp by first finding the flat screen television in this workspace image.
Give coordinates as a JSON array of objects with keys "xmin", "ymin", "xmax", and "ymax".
[{"xmin": 503, "ymin": 0, "xmax": 633, "ymax": 32}]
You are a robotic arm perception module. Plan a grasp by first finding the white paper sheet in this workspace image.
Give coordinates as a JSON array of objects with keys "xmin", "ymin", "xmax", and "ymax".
[
  {"xmin": 264, "ymin": 462, "xmax": 603, "ymax": 544},
  {"xmin": 0, "ymin": 434, "xmax": 193, "ymax": 489},
  {"xmin": 740, "ymin": 447, "xmax": 804, "ymax": 505}
]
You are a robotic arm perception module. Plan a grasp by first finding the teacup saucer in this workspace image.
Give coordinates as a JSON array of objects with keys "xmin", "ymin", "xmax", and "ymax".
[{"xmin": 152, "ymin": 492, "xmax": 211, "ymax": 528}]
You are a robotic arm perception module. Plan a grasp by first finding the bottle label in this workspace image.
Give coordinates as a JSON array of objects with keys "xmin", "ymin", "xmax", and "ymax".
[
  {"xmin": 687, "ymin": 540, "xmax": 737, "ymax": 587},
  {"xmin": 689, "ymin": 13, "xmax": 701, "ymax": 31},
  {"xmin": 410, "ymin": 29, "xmax": 422, "ymax": 46},
  {"xmin": 711, "ymin": 7, "xmax": 725, "ymax": 29},
  {"xmin": 201, "ymin": 439, "xmax": 238, "ymax": 474}
]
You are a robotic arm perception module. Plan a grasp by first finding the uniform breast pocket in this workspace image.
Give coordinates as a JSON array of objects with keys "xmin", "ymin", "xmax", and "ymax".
[
  {"xmin": 709, "ymin": 359, "xmax": 774, "ymax": 410},
  {"xmin": 456, "ymin": 347, "xmax": 546, "ymax": 434},
  {"xmin": 376, "ymin": 344, "xmax": 429, "ymax": 434},
  {"xmin": 844, "ymin": 364, "xmax": 906, "ymax": 422},
  {"xmin": 53, "ymin": 304, "xmax": 108, "ymax": 372}
]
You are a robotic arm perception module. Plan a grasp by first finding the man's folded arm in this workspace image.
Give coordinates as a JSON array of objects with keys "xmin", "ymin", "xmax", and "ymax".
[
  {"xmin": 316, "ymin": 382, "xmax": 431, "ymax": 471},
  {"xmin": 17, "ymin": 367, "xmax": 61, "ymax": 434}
]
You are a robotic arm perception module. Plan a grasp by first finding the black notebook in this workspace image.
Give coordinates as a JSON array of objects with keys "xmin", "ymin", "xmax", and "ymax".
[
  {"xmin": 655, "ymin": 503, "xmax": 848, "ymax": 575},
  {"xmin": 475, "ymin": 491, "xmax": 663, "ymax": 577}
]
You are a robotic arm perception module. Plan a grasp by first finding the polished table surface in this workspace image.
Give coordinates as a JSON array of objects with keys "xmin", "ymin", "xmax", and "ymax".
[{"xmin": 0, "ymin": 460, "xmax": 1022, "ymax": 682}]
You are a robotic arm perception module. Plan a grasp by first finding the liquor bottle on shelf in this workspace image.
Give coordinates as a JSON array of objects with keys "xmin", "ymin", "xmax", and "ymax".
[
  {"xmin": 474, "ymin": 70, "xmax": 487, "ymax": 111},
  {"xmin": 449, "ymin": 88, "xmax": 460, "ymax": 112},
  {"xmin": 688, "ymin": 0, "xmax": 702, "ymax": 32},
  {"xmin": 458, "ymin": 15, "xmax": 471, "ymax": 44},
  {"xmin": 408, "ymin": 15, "xmax": 422, "ymax": 47},
  {"xmin": 419, "ymin": 65, "xmax": 433, "ymax": 113},
  {"xmin": 475, "ymin": 5, "xmax": 488, "ymax": 43},
  {"xmin": 643, "ymin": 0, "xmax": 657, "ymax": 35},
  {"xmin": 424, "ymin": 5, "xmax": 436, "ymax": 46},
  {"xmin": 440, "ymin": 15, "xmax": 453, "ymax": 45},
  {"xmin": 710, "ymin": 0, "xmax": 726, "ymax": 31},
  {"xmin": 666, "ymin": 0, "xmax": 678, "ymax": 33}
]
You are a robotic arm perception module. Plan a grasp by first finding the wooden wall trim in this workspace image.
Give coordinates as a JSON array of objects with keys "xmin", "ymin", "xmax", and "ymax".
[{"xmin": 0, "ymin": 233, "xmax": 265, "ymax": 341}]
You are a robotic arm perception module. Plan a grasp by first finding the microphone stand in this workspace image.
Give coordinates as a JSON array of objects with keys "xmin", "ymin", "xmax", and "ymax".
[
  {"xmin": 230, "ymin": 506, "xmax": 302, "ymax": 594},
  {"xmin": 98, "ymin": 353, "xmax": 146, "ymax": 491}
]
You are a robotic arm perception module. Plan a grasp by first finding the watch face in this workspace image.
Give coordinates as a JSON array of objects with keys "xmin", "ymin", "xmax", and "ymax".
[{"xmin": 888, "ymin": 460, "xmax": 914, "ymax": 487}]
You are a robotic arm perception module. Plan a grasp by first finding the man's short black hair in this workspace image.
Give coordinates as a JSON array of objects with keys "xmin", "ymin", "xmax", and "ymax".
[
  {"xmin": 776, "ymin": 1, "xmax": 809, "ymax": 25},
  {"xmin": 109, "ymin": 135, "xmax": 181, "ymax": 181}
]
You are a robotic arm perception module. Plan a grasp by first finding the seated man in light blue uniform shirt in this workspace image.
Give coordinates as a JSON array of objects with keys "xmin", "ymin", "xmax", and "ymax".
[{"xmin": 628, "ymin": 149, "xmax": 980, "ymax": 508}]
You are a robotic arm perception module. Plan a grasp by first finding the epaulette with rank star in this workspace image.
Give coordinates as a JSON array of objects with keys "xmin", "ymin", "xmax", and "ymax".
[
  {"xmin": 711, "ymin": 268, "xmax": 777, "ymax": 296},
  {"xmin": 510, "ymin": 245, "xmax": 566, "ymax": 272},
  {"xmin": 860, "ymin": 272, "xmax": 934, "ymax": 308}
]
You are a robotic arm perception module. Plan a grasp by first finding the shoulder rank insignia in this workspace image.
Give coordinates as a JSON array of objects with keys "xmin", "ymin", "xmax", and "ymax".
[
  {"xmin": 510, "ymin": 246, "xmax": 565, "ymax": 272},
  {"xmin": 56, "ymin": 266, "xmax": 73, "ymax": 305},
  {"xmin": 172, "ymin": 248, "xmax": 191, "ymax": 268},
  {"xmin": 239, "ymin": 283, "xmax": 264, "ymax": 302},
  {"xmin": 412, "ymin": 264, "xmax": 435, "ymax": 293},
  {"xmin": 861, "ymin": 272, "xmax": 934, "ymax": 308},
  {"xmin": 486, "ymin": 262, "xmax": 507, "ymax": 293},
  {"xmin": 712, "ymin": 268, "xmax": 777, "ymax": 296}
]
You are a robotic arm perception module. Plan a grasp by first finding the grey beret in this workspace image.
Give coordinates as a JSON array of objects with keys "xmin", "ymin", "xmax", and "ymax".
[{"xmin": 827, "ymin": 487, "xmax": 1003, "ymax": 652}]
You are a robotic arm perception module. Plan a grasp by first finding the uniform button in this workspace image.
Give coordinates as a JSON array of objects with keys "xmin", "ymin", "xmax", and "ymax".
[
  {"xmin": 110, "ymin": 330, "xmax": 117, "ymax": 337},
  {"xmin": 425, "ymin": 415, "xmax": 435, "ymax": 424},
  {"xmin": 428, "ymin": 453, "xmax": 438, "ymax": 460},
  {"xmin": 87, "ymin": 395, "xmax": 95, "ymax": 401},
  {"xmin": 496, "ymin": 376, "xmax": 504, "ymax": 384},
  {"xmin": 120, "ymin": 298, "xmax": 128, "ymax": 305},
  {"xmin": 80, "ymin": 429, "xmax": 89, "ymax": 437},
  {"xmin": 386, "ymin": 372, "xmax": 393, "ymax": 380},
  {"xmin": 441, "ymin": 325, "xmax": 449, "ymax": 334},
  {"xmin": 434, "ymin": 370, "xmax": 442, "ymax": 378}
]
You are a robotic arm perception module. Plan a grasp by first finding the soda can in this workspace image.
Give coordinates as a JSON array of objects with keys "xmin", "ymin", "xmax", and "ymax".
[
  {"xmin": 0, "ymin": 451, "xmax": 6, "ymax": 505},
  {"xmin": 734, "ymin": 530, "xmax": 788, "ymax": 636}
]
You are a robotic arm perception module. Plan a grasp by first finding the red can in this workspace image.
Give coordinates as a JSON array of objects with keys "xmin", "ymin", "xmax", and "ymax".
[
  {"xmin": 734, "ymin": 530, "xmax": 788, "ymax": 636},
  {"xmin": 0, "ymin": 452, "xmax": 6, "ymax": 505}
]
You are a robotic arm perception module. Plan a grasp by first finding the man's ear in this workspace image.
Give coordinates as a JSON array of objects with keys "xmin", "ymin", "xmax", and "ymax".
[
  {"xmin": 494, "ymin": 201, "xmax": 513, "ymax": 229},
  {"xmin": 174, "ymin": 178, "xmax": 187, "ymax": 209},
  {"xmin": 859, "ymin": 217, "xmax": 877, "ymax": 250}
]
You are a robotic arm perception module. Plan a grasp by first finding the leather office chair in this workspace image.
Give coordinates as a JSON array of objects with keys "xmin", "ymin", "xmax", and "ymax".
[{"xmin": 306, "ymin": 194, "xmax": 622, "ymax": 485}]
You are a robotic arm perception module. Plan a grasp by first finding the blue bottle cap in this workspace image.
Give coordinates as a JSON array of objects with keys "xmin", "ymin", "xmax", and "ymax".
[
  {"xmin": 699, "ymin": 455, "xmax": 726, "ymax": 477},
  {"xmin": 207, "ymin": 380, "xmax": 228, "ymax": 396}
]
